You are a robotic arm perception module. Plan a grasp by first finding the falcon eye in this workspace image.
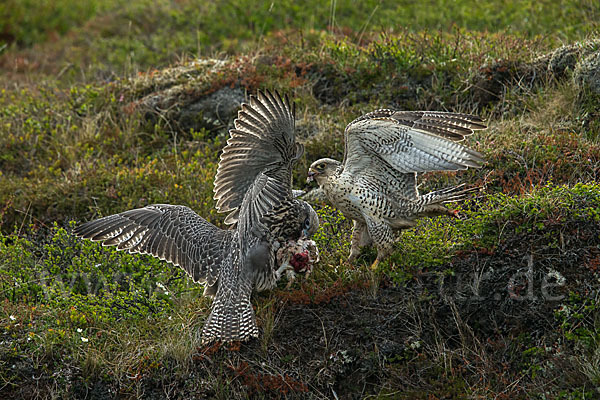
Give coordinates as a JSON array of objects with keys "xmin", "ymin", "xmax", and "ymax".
[
  {"xmin": 303, "ymin": 217, "xmax": 311, "ymax": 229},
  {"xmin": 316, "ymin": 164, "xmax": 324, "ymax": 171}
]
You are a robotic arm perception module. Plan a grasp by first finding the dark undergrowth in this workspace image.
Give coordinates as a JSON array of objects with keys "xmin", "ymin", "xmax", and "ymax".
[{"xmin": 2, "ymin": 183, "xmax": 600, "ymax": 398}]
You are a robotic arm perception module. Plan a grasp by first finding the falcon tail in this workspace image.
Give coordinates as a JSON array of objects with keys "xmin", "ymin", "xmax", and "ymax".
[
  {"xmin": 201, "ymin": 294, "xmax": 258, "ymax": 344},
  {"xmin": 416, "ymin": 184, "xmax": 480, "ymax": 217},
  {"xmin": 421, "ymin": 184, "xmax": 480, "ymax": 205}
]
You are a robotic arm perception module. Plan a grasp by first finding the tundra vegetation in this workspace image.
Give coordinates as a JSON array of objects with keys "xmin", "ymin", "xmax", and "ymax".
[{"xmin": 1, "ymin": 0, "xmax": 600, "ymax": 398}]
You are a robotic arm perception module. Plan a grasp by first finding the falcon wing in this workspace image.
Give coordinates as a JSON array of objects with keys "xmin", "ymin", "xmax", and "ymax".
[
  {"xmin": 236, "ymin": 172, "xmax": 292, "ymax": 239},
  {"xmin": 342, "ymin": 110, "xmax": 486, "ymax": 176},
  {"xmin": 73, "ymin": 204, "xmax": 232, "ymax": 285},
  {"xmin": 213, "ymin": 90, "xmax": 302, "ymax": 225}
]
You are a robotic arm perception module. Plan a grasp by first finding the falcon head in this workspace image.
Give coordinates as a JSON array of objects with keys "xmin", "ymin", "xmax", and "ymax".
[
  {"xmin": 298, "ymin": 200, "xmax": 320, "ymax": 239},
  {"xmin": 266, "ymin": 200, "xmax": 319, "ymax": 241},
  {"xmin": 307, "ymin": 158, "xmax": 341, "ymax": 185}
]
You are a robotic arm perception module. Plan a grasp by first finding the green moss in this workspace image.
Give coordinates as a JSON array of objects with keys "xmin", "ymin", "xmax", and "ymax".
[
  {"xmin": 0, "ymin": 222, "xmax": 195, "ymax": 316},
  {"xmin": 380, "ymin": 182, "xmax": 600, "ymax": 282}
]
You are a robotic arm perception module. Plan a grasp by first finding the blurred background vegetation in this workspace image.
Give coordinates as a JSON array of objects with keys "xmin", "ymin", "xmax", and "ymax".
[{"xmin": 1, "ymin": 0, "xmax": 598, "ymax": 82}]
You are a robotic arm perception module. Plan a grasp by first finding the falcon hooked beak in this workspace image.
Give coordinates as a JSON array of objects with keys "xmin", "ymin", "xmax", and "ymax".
[{"xmin": 307, "ymin": 168, "xmax": 318, "ymax": 183}]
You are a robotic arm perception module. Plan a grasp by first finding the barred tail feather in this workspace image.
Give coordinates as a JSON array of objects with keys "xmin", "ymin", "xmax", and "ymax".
[
  {"xmin": 421, "ymin": 184, "xmax": 480, "ymax": 205},
  {"xmin": 201, "ymin": 294, "xmax": 258, "ymax": 344}
]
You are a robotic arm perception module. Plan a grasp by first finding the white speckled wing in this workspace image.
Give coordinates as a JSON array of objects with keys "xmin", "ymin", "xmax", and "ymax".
[
  {"xmin": 74, "ymin": 204, "xmax": 231, "ymax": 286},
  {"xmin": 343, "ymin": 110, "xmax": 486, "ymax": 176},
  {"xmin": 213, "ymin": 90, "xmax": 302, "ymax": 226}
]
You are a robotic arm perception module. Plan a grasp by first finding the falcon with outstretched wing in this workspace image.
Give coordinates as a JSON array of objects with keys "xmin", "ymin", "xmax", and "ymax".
[
  {"xmin": 75, "ymin": 90, "xmax": 319, "ymax": 343},
  {"xmin": 307, "ymin": 109, "xmax": 486, "ymax": 268}
]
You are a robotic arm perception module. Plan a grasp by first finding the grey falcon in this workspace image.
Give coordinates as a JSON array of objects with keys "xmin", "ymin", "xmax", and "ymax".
[
  {"xmin": 74, "ymin": 90, "xmax": 319, "ymax": 343},
  {"xmin": 307, "ymin": 109, "xmax": 486, "ymax": 269}
]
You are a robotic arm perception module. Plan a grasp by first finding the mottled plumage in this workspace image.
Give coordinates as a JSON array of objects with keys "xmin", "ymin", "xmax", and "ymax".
[
  {"xmin": 308, "ymin": 109, "xmax": 486, "ymax": 267},
  {"xmin": 75, "ymin": 90, "xmax": 318, "ymax": 343}
]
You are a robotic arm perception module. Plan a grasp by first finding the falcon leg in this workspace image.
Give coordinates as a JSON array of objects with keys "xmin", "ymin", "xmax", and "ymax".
[
  {"xmin": 364, "ymin": 216, "xmax": 395, "ymax": 270},
  {"xmin": 419, "ymin": 203, "xmax": 451, "ymax": 217},
  {"xmin": 348, "ymin": 220, "xmax": 370, "ymax": 263}
]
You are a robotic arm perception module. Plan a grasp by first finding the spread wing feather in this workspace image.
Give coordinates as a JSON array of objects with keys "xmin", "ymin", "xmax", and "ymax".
[
  {"xmin": 73, "ymin": 205, "xmax": 232, "ymax": 285},
  {"xmin": 236, "ymin": 172, "xmax": 290, "ymax": 239},
  {"xmin": 343, "ymin": 110, "xmax": 486, "ymax": 176},
  {"xmin": 214, "ymin": 90, "xmax": 301, "ymax": 225},
  {"xmin": 348, "ymin": 109, "xmax": 486, "ymax": 140}
]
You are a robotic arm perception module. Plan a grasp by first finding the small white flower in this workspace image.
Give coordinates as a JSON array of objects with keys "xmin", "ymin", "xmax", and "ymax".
[
  {"xmin": 168, "ymin": 316, "xmax": 172, "ymax": 320},
  {"xmin": 410, "ymin": 340, "xmax": 422, "ymax": 350},
  {"xmin": 9, "ymin": 315, "xmax": 16, "ymax": 321},
  {"xmin": 81, "ymin": 337, "xmax": 89, "ymax": 343},
  {"xmin": 77, "ymin": 328, "xmax": 82, "ymax": 333}
]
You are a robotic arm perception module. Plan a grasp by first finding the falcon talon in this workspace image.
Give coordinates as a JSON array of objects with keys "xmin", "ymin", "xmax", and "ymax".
[
  {"xmin": 370, "ymin": 259, "xmax": 380, "ymax": 271},
  {"xmin": 450, "ymin": 209, "xmax": 462, "ymax": 218}
]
